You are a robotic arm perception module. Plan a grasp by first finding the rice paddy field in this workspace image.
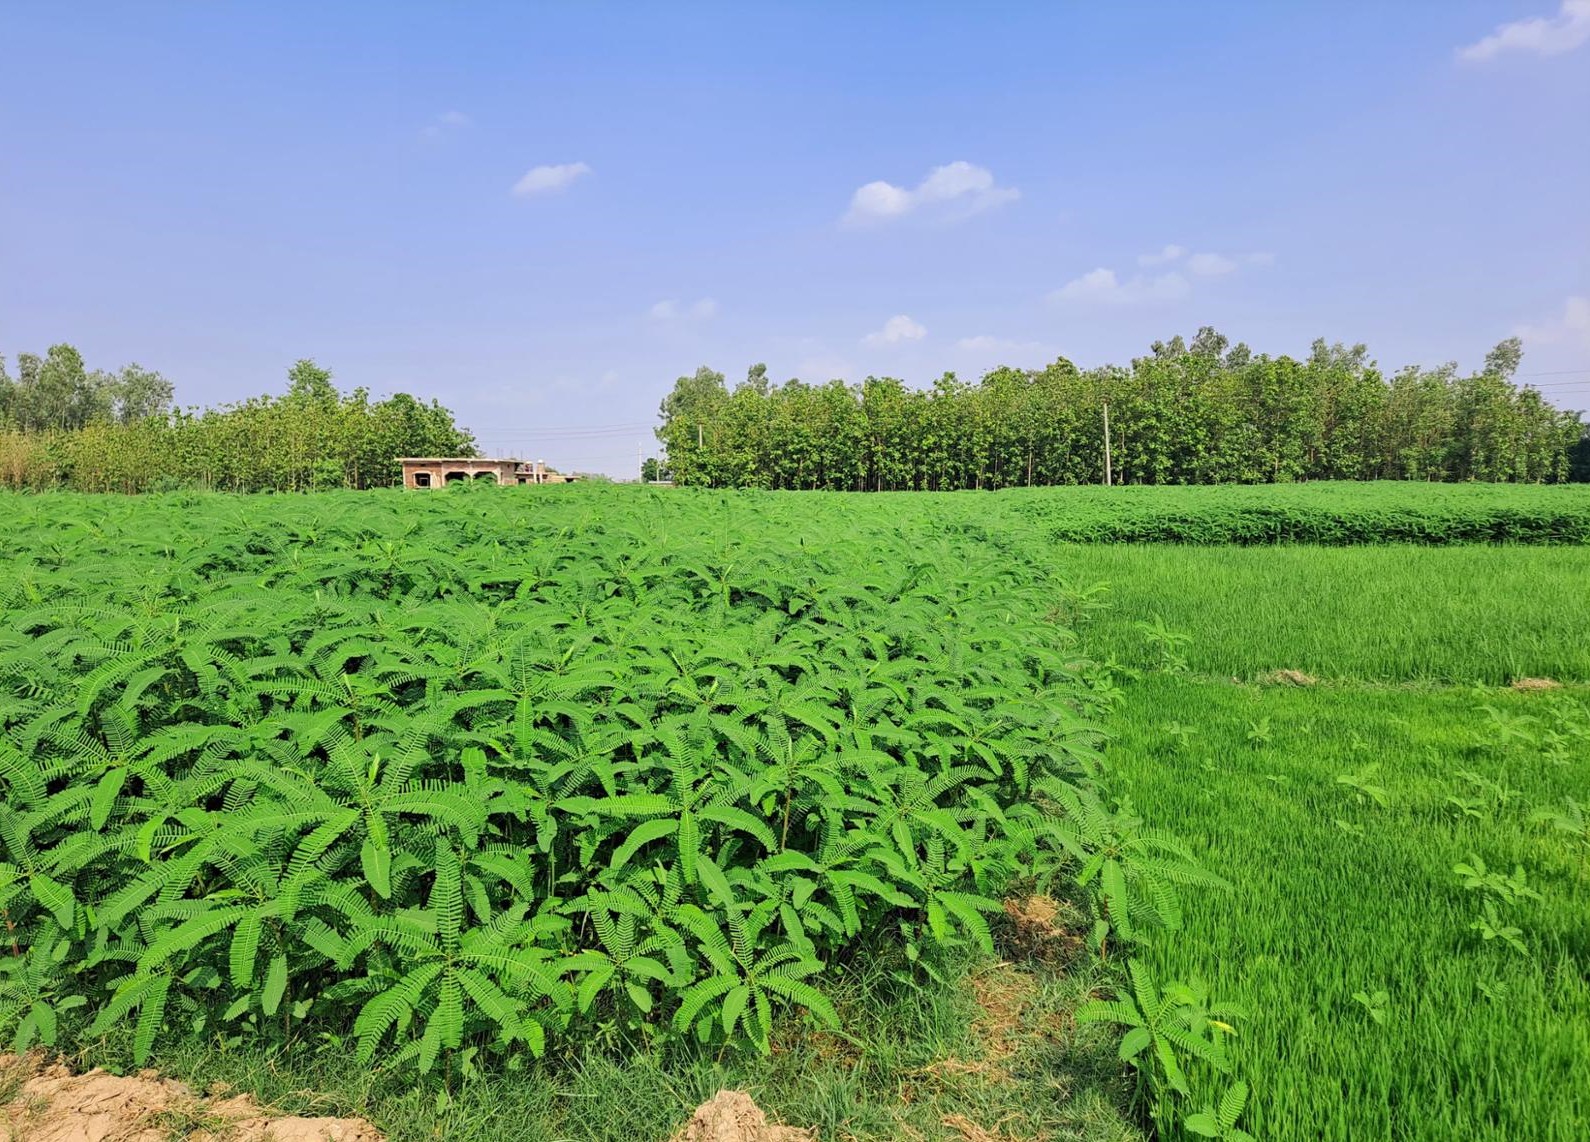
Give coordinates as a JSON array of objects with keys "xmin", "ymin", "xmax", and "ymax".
[
  {"xmin": 1068, "ymin": 555, "xmax": 1590, "ymax": 1141},
  {"xmin": 1, "ymin": 483, "xmax": 1587, "ymax": 1141}
]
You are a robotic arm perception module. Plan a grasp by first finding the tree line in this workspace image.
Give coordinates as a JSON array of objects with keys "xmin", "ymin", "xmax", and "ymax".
[
  {"xmin": 655, "ymin": 330, "xmax": 1589, "ymax": 489},
  {"xmin": 0, "ymin": 347, "xmax": 475, "ymax": 492}
]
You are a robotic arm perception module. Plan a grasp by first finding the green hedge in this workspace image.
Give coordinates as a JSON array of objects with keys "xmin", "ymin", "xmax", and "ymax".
[{"xmin": 998, "ymin": 482, "xmax": 1590, "ymax": 544}]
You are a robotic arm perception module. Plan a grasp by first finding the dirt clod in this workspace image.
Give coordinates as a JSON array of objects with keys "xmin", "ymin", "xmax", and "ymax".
[
  {"xmin": 670, "ymin": 1091, "xmax": 815, "ymax": 1142},
  {"xmin": 0, "ymin": 1053, "xmax": 383, "ymax": 1142},
  {"xmin": 1510, "ymin": 677, "xmax": 1562, "ymax": 691}
]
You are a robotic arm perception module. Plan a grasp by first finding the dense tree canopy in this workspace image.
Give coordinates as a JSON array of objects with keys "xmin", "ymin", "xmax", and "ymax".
[
  {"xmin": 0, "ymin": 348, "xmax": 475, "ymax": 492},
  {"xmin": 0, "ymin": 345, "xmax": 175, "ymax": 432},
  {"xmin": 655, "ymin": 331, "xmax": 1586, "ymax": 488}
]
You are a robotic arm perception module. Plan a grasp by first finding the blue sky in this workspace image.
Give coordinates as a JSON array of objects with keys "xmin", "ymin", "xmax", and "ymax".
[{"xmin": 3, "ymin": 2, "xmax": 1587, "ymax": 475}]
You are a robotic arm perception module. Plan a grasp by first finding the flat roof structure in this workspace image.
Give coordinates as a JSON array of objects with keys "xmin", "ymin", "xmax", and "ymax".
[{"xmin": 398, "ymin": 457, "xmax": 576, "ymax": 488}]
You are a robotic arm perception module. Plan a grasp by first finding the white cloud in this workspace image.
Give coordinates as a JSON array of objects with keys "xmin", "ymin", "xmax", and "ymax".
[
  {"xmin": 1050, "ymin": 268, "xmax": 1192, "ymax": 305},
  {"xmin": 1052, "ymin": 246, "xmax": 1272, "ymax": 305},
  {"xmin": 1186, "ymin": 252, "xmax": 1238, "ymax": 277},
  {"xmin": 649, "ymin": 298, "xmax": 718, "ymax": 321},
  {"xmin": 844, "ymin": 161, "xmax": 1019, "ymax": 225},
  {"xmin": 512, "ymin": 162, "xmax": 592, "ymax": 197},
  {"xmin": 1515, "ymin": 295, "xmax": 1590, "ymax": 353},
  {"xmin": 863, "ymin": 314, "xmax": 928, "ymax": 346},
  {"xmin": 1137, "ymin": 244, "xmax": 1187, "ymax": 267},
  {"xmin": 1458, "ymin": 0, "xmax": 1590, "ymax": 61}
]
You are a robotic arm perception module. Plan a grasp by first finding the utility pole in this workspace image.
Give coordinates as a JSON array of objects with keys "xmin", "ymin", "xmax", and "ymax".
[
  {"xmin": 638, "ymin": 440, "xmax": 644, "ymax": 483},
  {"xmin": 697, "ymin": 423, "xmax": 704, "ymax": 449},
  {"xmin": 1102, "ymin": 398, "xmax": 1112, "ymax": 487}
]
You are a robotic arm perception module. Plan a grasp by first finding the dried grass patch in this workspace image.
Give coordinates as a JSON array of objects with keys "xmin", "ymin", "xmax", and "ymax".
[
  {"xmin": 1510, "ymin": 677, "xmax": 1562, "ymax": 691},
  {"xmin": 939, "ymin": 1111, "xmax": 1027, "ymax": 1142},
  {"xmin": 1258, "ymin": 668, "xmax": 1318, "ymax": 686},
  {"xmin": 999, "ymin": 895, "xmax": 1085, "ymax": 963},
  {"xmin": 918, "ymin": 962, "xmax": 1042, "ymax": 1089}
]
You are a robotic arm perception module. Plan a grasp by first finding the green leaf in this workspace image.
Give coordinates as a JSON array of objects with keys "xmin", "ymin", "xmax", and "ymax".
[
  {"xmin": 90, "ymin": 767, "xmax": 127, "ymax": 831},
  {"xmin": 625, "ymin": 981, "xmax": 653, "ymax": 1014},
  {"xmin": 261, "ymin": 952, "xmax": 289, "ymax": 1017},
  {"xmin": 1118, "ymin": 1024, "xmax": 1152, "ymax": 1060},
  {"xmin": 721, "ymin": 984, "xmax": 751, "ymax": 1035},
  {"xmin": 360, "ymin": 838, "xmax": 392, "ymax": 900},
  {"xmin": 30, "ymin": 1001, "xmax": 57, "ymax": 1047},
  {"xmin": 30, "ymin": 873, "xmax": 75, "ymax": 930}
]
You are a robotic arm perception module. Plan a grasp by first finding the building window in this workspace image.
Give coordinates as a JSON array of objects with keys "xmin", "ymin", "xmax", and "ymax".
[{"xmin": 413, "ymin": 472, "xmax": 432, "ymax": 488}]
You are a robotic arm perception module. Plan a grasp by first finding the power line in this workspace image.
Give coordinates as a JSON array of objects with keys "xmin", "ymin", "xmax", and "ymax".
[
  {"xmin": 469, "ymin": 425, "xmax": 653, "ymax": 438},
  {"xmin": 467, "ymin": 420, "xmax": 653, "ymax": 433}
]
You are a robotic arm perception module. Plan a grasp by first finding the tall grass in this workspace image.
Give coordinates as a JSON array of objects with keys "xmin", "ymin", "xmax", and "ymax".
[
  {"xmin": 1071, "ymin": 541, "xmax": 1590, "ymax": 1140},
  {"xmin": 1104, "ymin": 679, "xmax": 1590, "ymax": 1142},
  {"xmin": 1060, "ymin": 544, "xmax": 1590, "ymax": 684}
]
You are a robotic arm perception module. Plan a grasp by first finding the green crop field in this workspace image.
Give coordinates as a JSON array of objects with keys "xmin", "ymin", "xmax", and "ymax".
[
  {"xmin": 1001, "ymin": 481, "xmax": 1590, "ymax": 544},
  {"xmin": 1, "ymin": 484, "xmax": 1586, "ymax": 1142},
  {"xmin": 1066, "ymin": 547, "xmax": 1590, "ymax": 1141}
]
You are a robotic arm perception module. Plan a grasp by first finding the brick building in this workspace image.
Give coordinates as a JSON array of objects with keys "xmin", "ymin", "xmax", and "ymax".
[{"xmin": 398, "ymin": 457, "xmax": 575, "ymax": 488}]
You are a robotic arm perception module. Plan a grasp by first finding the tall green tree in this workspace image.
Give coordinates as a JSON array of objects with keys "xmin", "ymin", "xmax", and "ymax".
[{"xmin": 652, "ymin": 332, "xmax": 1585, "ymax": 489}]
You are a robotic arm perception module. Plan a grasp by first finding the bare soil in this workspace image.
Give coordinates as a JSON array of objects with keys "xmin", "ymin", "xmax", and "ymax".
[{"xmin": 0, "ymin": 1053, "xmax": 382, "ymax": 1142}]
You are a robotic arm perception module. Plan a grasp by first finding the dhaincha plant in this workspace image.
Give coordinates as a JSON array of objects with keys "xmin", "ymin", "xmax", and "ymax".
[{"xmin": 0, "ymin": 487, "xmax": 1230, "ymax": 1123}]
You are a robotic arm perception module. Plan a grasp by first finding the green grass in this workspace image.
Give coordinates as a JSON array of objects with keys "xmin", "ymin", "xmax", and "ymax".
[
  {"xmin": 1072, "ymin": 544, "xmax": 1590, "ymax": 1141},
  {"xmin": 1113, "ymin": 681, "xmax": 1590, "ymax": 1141},
  {"xmin": 1058, "ymin": 544, "xmax": 1590, "ymax": 683},
  {"xmin": 80, "ymin": 947, "xmax": 1141, "ymax": 1142}
]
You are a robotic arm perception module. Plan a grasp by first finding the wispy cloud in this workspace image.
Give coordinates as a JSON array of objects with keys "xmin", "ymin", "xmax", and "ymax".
[
  {"xmin": 649, "ymin": 298, "xmax": 718, "ymax": 321},
  {"xmin": 1053, "ymin": 246, "xmax": 1270, "ymax": 305},
  {"xmin": 1186, "ymin": 252, "xmax": 1238, "ymax": 277},
  {"xmin": 1137, "ymin": 244, "xmax": 1186, "ymax": 267},
  {"xmin": 511, "ymin": 162, "xmax": 592, "ymax": 197},
  {"xmin": 862, "ymin": 314, "xmax": 928, "ymax": 346},
  {"xmin": 420, "ymin": 110, "xmax": 472, "ymax": 141},
  {"xmin": 1515, "ymin": 295, "xmax": 1590, "ymax": 354},
  {"xmin": 1458, "ymin": 0, "xmax": 1590, "ymax": 62},
  {"xmin": 1051, "ymin": 268, "xmax": 1191, "ymax": 305},
  {"xmin": 844, "ymin": 161, "xmax": 1019, "ymax": 225}
]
